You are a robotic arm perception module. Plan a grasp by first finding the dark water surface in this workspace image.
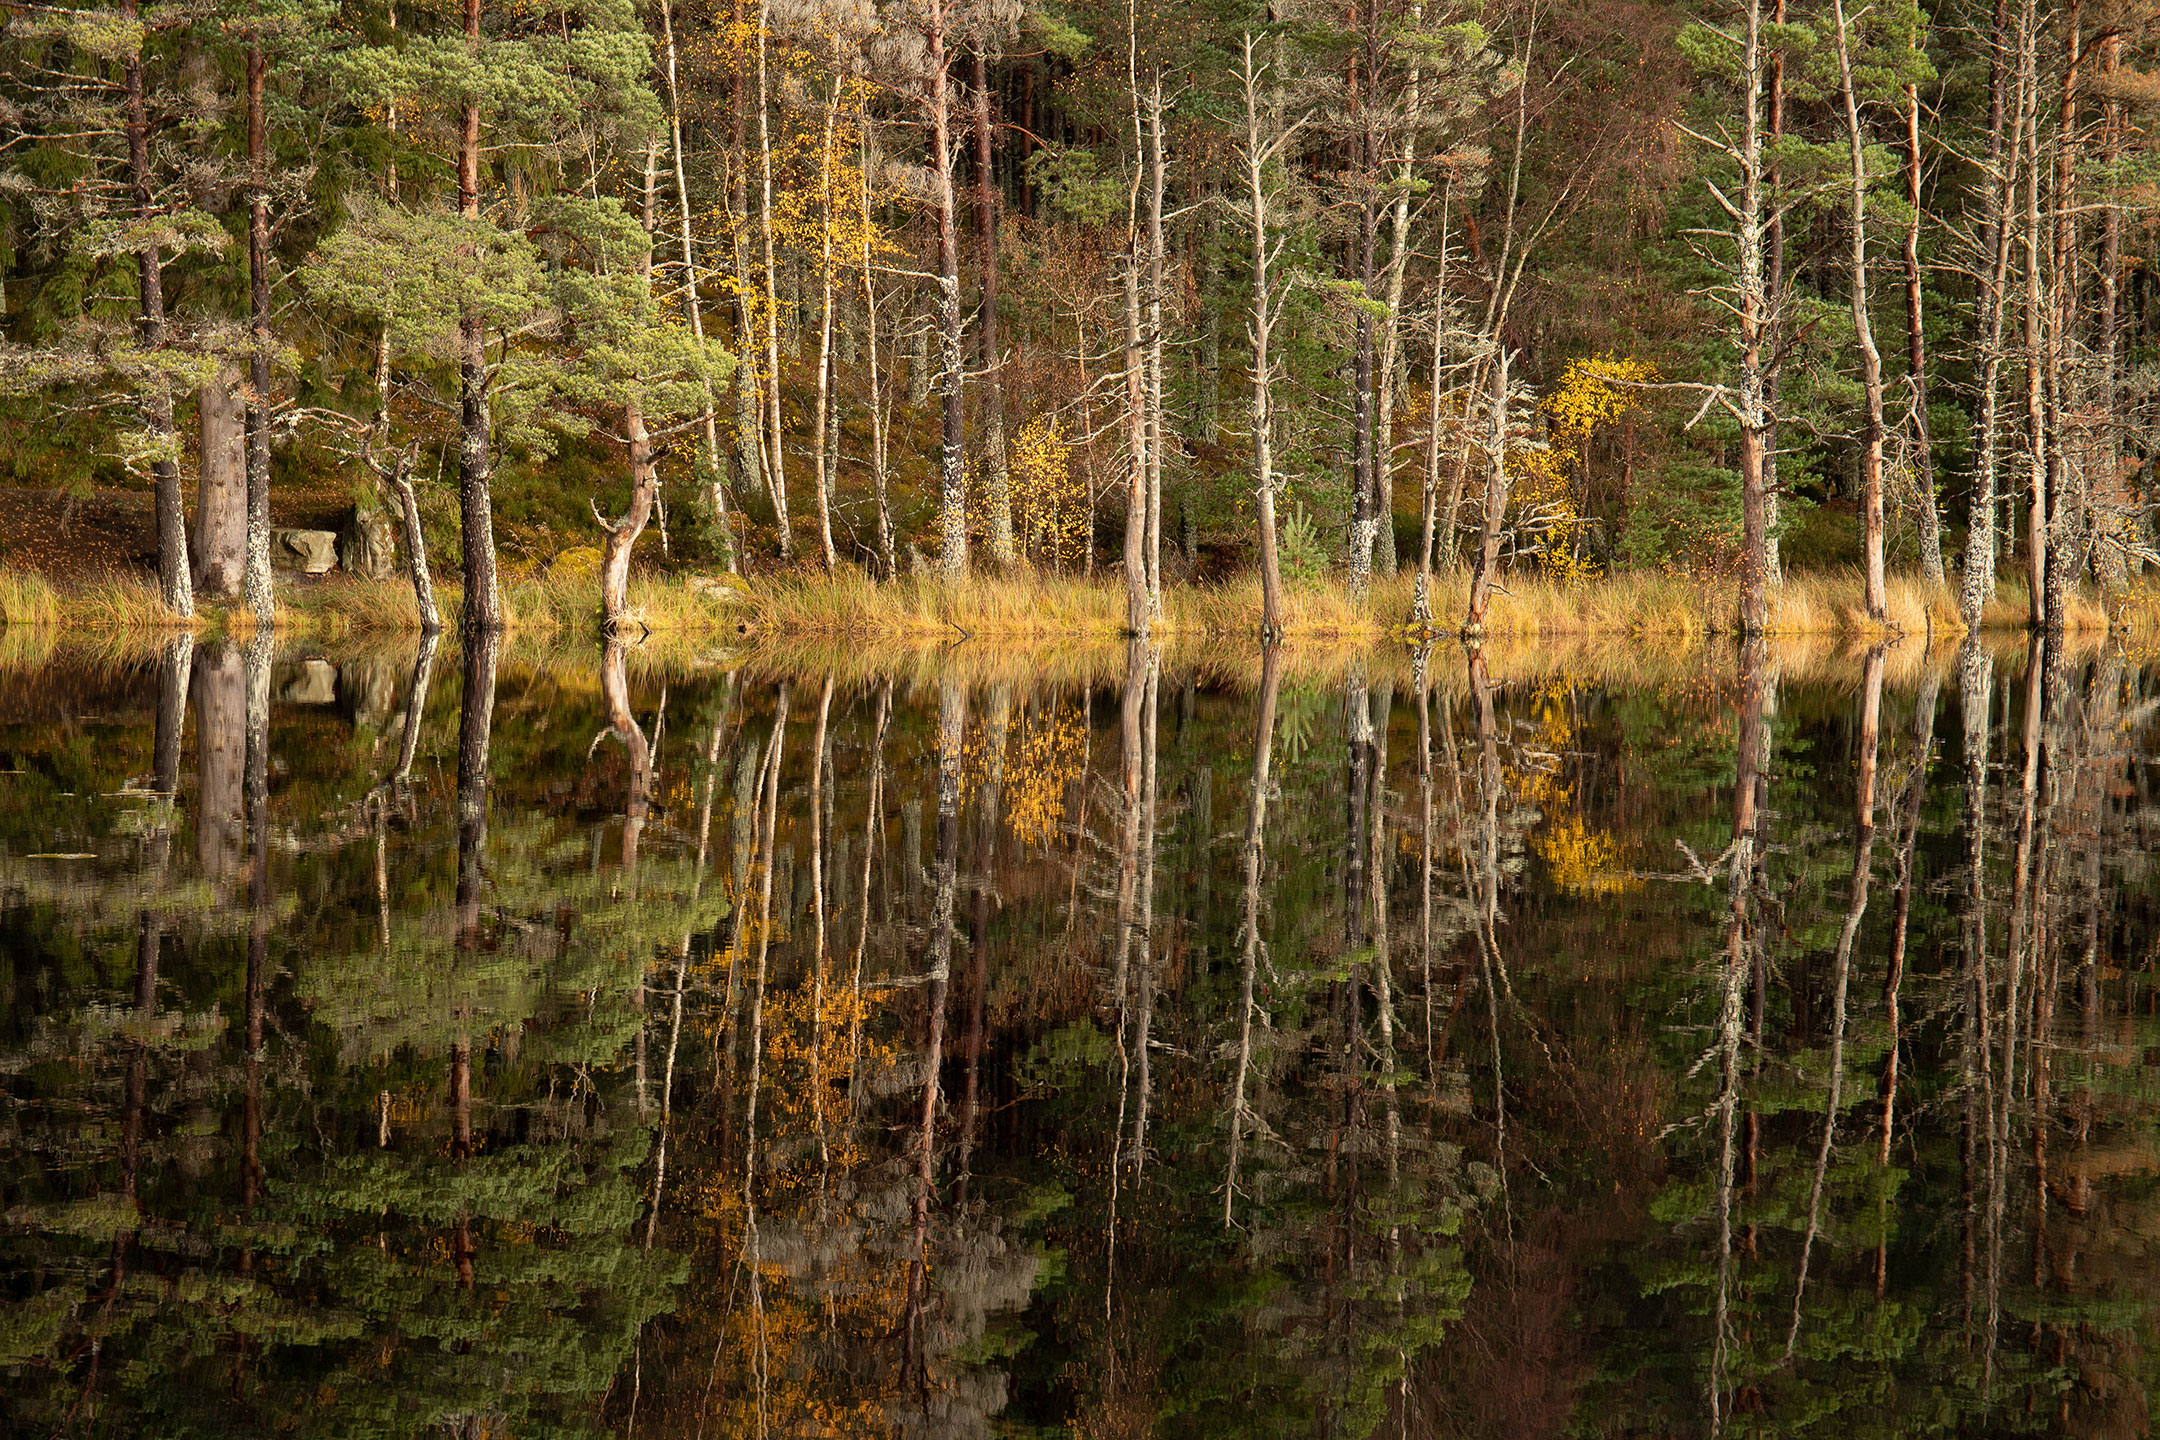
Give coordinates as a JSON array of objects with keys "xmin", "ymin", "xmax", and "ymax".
[{"xmin": 3, "ymin": 632, "xmax": 2158, "ymax": 1438}]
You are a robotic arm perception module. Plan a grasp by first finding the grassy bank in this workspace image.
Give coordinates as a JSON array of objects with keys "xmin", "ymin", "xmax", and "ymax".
[
  {"xmin": 0, "ymin": 567, "xmax": 749, "ymax": 638},
  {"xmin": 0, "ymin": 562, "xmax": 2150, "ymax": 642}
]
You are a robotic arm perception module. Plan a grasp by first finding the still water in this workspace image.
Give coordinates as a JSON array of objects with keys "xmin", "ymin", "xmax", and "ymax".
[{"xmin": 1, "ymin": 630, "xmax": 2155, "ymax": 1438}]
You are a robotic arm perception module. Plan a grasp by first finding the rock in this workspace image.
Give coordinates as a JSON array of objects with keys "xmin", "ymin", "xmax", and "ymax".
[
  {"xmin": 343, "ymin": 657, "xmax": 397, "ymax": 730},
  {"xmin": 271, "ymin": 528, "xmax": 340, "ymax": 575},
  {"xmin": 339, "ymin": 507, "xmax": 398, "ymax": 580},
  {"xmin": 280, "ymin": 658, "xmax": 338, "ymax": 705},
  {"xmin": 687, "ymin": 574, "xmax": 746, "ymax": 600}
]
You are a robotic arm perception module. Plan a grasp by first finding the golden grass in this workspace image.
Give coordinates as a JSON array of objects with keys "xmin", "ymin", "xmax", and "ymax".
[
  {"xmin": 0, "ymin": 566, "xmax": 59, "ymax": 627},
  {"xmin": 5, "ymin": 560, "xmax": 2159, "ymax": 652}
]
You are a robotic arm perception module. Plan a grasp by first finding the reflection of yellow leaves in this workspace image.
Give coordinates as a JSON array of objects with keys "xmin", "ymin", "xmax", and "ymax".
[
  {"xmin": 1535, "ymin": 815, "xmax": 1634, "ymax": 897},
  {"xmin": 1005, "ymin": 695, "xmax": 1086, "ymax": 850}
]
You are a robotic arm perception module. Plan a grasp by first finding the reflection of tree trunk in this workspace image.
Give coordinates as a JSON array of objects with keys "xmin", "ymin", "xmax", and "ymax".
[
  {"xmin": 194, "ymin": 643, "xmax": 245, "ymax": 882},
  {"xmin": 601, "ymin": 641, "xmax": 653, "ymax": 875},
  {"xmin": 389, "ymin": 632, "xmax": 439, "ymax": 801},
  {"xmin": 906, "ymin": 678, "xmax": 964, "ymax": 1383},
  {"xmin": 1367, "ymin": 679, "xmax": 1398, "ymax": 1176},
  {"xmin": 1787, "ymin": 645, "xmax": 1882, "ymax": 1358},
  {"xmin": 151, "ymin": 635, "xmax": 192, "ymax": 874},
  {"xmin": 1957, "ymin": 634, "xmax": 1992, "ymax": 1332},
  {"xmin": 450, "ymin": 633, "xmax": 498, "ymax": 1291},
  {"xmin": 959, "ymin": 685, "xmax": 1008, "ymax": 1205},
  {"xmin": 1876, "ymin": 664, "xmax": 1938, "ymax": 1294},
  {"xmin": 1225, "ymin": 645, "xmax": 1281, "ymax": 1229},
  {"xmin": 849, "ymin": 683, "xmax": 892, "ymax": 1110},
  {"xmin": 1711, "ymin": 635, "xmax": 1767, "ymax": 1428},
  {"xmin": 1131, "ymin": 659, "xmax": 1160, "ymax": 1180},
  {"xmin": 241, "ymin": 629, "xmax": 273, "ymax": 1274},
  {"xmin": 738, "ymin": 680, "xmax": 787, "ymax": 1429},
  {"xmin": 808, "ymin": 678, "xmax": 834, "ymax": 1176},
  {"xmin": 1880, "ymin": 667, "xmax": 1939, "ymax": 1160}
]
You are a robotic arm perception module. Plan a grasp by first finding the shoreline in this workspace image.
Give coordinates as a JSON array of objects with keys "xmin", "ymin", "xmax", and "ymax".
[{"xmin": 0, "ymin": 563, "xmax": 2149, "ymax": 644}]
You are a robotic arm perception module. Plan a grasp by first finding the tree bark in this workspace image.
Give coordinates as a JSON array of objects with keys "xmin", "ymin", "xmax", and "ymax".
[
  {"xmin": 243, "ymin": 31, "xmax": 274, "ymax": 624},
  {"xmin": 457, "ymin": 0, "xmax": 502, "ymax": 631},
  {"xmin": 2017, "ymin": 0, "xmax": 2046, "ymax": 631},
  {"xmin": 1962, "ymin": 0, "xmax": 2019, "ymax": 625},
  {"xmin": 1464, "ymin": 346, "xmax": 1509, "ymax": 632},
  {"xmin": 755, "ymin": 0, "xmax": 794, "ymax": 559},
  {"xmin": 929, "ymin": 0, "xmax": 967, "ymax": 579},
  {"xmin": 194, "ymin": 367, "xmax": 246, "ymax": 600},
  {"xmin": 1903, "ymin": 82, "xmax": 1944, "ymax": 583},
  {"xmin": 661, "ymin": 0, "xmax": 734, "ymax": 572},
  {"xmin": 1240, "ymin": 38, "xmax": 1287, "ymax": 641},
  {"xmin": 812, "ymin": 61, "xmax": 842, "ymax": 571},
  {"xmin": 974, "ymin": 48, "xmax": 1015, "ymax": 566},
  {"xmin": 120, "ymin": 0, "xmax": 191, "ymax": 620},
  {"xmin": 1834, "ymin": 0, "xmax": 1889, "ymax": 626}
]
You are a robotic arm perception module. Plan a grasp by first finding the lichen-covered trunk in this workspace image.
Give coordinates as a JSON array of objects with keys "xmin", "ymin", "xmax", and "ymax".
[
  {"xmin": 243, "ymin": 37, "xmax": 275, "ymax": 625},
  {"xmin": 457, "ymin": 0, "xmax": 501, "ymax": 631},
  {"xmin": 1834, "ymin": 0, "xmax": 1888, "ymax": 625},
  {"xmin": 1464, "ymin": 347, "xmax": 1509, "ymax": 633},
  {"xmin": 974, "ymin": 50, "xmax": 1014, "ymax": 566},
  {"xmin": 121, "ymin": 0, "xmax": 191, "ymax": 620},
  {"xmin": 1902, "ymin": 84, "xmax": 1943, "ymax": 584},
  {"xmin": 602, "ymin": 405, "xmax": 660, "ymax": 629},
  {"xmin": 1963, "ymin": 0, "xmax": 2018, "ymax": 626}
]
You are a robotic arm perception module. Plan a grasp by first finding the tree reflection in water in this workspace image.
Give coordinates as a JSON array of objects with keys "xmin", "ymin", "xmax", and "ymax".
[{"xmin": 0, "ymin": 637, "xmax": 2157, "ymax": 1436}]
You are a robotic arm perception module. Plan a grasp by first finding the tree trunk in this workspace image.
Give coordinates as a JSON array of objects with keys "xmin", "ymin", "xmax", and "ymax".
[
  {"xmin": 1464, "ymin": 346, "xmax": 1510, "ymax": 632},
  {"xmin": 1416, "ymin": 183, "xmax": 1454, "ymax": 626},
  {"xmin": 755, "ymin": 0, "xmax": 793, "ymax": 559},
  {"xmin": 120, "ymin": 0, "xmax": 191, "ymax": 620},
  {"xmin": 974, "ymin": 49, "xmax": 1015, "ymax": 566},
  {"xmin": 603, "ymin": 404, "xmax": 661, "ymax": 629},
  {"xmin": 1122, "ymin": 237, "xmax": 1149, "ymax": 635},
  {"xmin": 1764, "ymin": 0, "xmax": 1786, "ymax": 581},
  {"xmin": 662, "ymin": 0, "xmax": 734, "ymax": 572},
  {"xmin": 862, "ymin": 118, "xmax": 898, "ymax": 578},
  {"xmin": 2043, "ymin": 0, "xmax": 2082, "ymax": 631},
  {"xmin": 812, "ymin": 61, "xmax": 842, "ymax": 570},
  {"xmin": 1834, "ymin": 0, "xmax": 1889, "ymax": 626},
  {"xmin": 930, "ymin": 0, "xmax": 967, "ymax": 579},
  {"xmin": 1903, "ymin": 82, "xmax": 1943, "ymax": 583},
  {"xmin": 194, "ymin": 367, "xmax": 247, "ymax": 600},
  {"xmin": 458, "ymin": 0, "xmax": 502, "ymax": 631},
  {"xmin": 1143, "ymin": 78, "xmax": 1167, "ymax": 615},
  {"xmin": 243, "ymin": 34, "xmax": 274, "ymax": 624},
  {"xmin": 1962, "ymin": 0, "xmax": 2018, "ymax": 626},
  {"xmin": 1240, "ymin": 38, "xmax": 1285, "ymax": 641},
  {"xmin": 2017, "ymin": 0, "xmax": 2046, "ymax": 630}
]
